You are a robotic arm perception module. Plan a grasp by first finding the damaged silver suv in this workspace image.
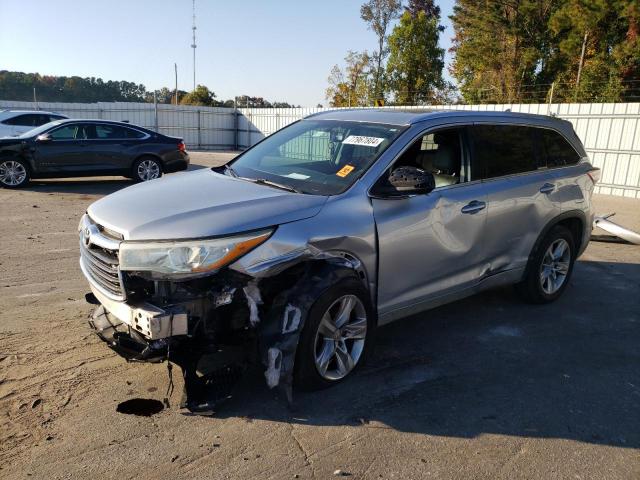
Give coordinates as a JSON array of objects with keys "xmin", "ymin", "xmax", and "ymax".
[{"xmin": 80, "ymin": 109, "xmax": 599, "ymax": 411}]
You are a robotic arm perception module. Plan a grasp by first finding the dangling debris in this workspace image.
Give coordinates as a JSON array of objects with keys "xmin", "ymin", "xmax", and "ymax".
[{"xmin": 592, "ymin": 213, "xmax": 640, "ymax": 245}]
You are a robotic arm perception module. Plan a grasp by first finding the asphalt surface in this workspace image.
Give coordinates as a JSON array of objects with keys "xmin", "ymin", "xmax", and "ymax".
[{"xmin": 1, "ymin": 151, "xmax": 639, "ymax": 479}]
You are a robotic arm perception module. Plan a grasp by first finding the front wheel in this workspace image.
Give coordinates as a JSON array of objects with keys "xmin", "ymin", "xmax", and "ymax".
[
  {"xmin": 295, "ymin": 278, "xmax": 374, "ymax": 390},
  {"xmin": 132, "ymin": 157, "xmax": 162, "ymax": 182},
  {"xmin": 0, "ymin": 159, "xmax": 30, "ymax": 188},
  {"xmin": 516, "ymin": 225, "xmax": 576, "ymax": 304}
]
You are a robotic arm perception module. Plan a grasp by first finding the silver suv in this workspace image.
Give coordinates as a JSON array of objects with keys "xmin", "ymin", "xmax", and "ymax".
[{"xmin": 80, "ymin": 109, "xmax": 599, "ymax": 411}]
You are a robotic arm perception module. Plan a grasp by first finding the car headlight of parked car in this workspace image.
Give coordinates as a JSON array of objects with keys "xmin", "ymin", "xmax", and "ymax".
[{"xmin": 119, "ymin": 229, "xmax": 272, "ymax": 277}]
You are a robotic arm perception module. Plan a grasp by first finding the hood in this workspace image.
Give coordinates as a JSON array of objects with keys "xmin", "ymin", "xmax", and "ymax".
[{"xmin": 87, "ymin": 169, "xmax": 328, "ymax": 240}]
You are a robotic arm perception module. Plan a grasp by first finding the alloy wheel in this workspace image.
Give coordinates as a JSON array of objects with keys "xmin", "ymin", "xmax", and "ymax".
[
  {"xmin": 314, "ymin": 294, "xmax": 367, "ymax": 381},
  {"xmin": 539, "ymin": 238, "xmax": 571, "ymax": 295},
  {"xmin": 137, "ymin": 159, "xmax": 160, "ymax": 181},
  {"xmin": 0, "ymin": 160, "xmax": 27, "ymax": 186}
]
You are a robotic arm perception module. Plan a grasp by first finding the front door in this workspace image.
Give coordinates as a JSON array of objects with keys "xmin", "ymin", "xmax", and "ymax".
[
  {"xmin": 372, "ymin": 127, "xmax": 489, "ymax": 323},
  {"xmin": 34, "ymin": 123, "xmax": 93, "ymax": 172}
]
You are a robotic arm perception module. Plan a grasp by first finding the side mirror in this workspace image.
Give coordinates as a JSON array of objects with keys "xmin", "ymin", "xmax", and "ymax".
[
  {"xmin": 36, "ymin": 133, "xmax": 52, "ymax": 142},
  {"xmin": 386, "ymin": 166, "xmax": 435, "ymax": 195}
]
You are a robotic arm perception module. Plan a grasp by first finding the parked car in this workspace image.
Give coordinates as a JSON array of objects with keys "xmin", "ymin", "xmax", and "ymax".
[
  {"xmin": 0, "ymin": 119, "xmax": 189, "ymax": 188},
  {"xmin": 0, "ymin": 109, "xmax": 68, "ymax": 137},
  {"xmin": 79, "ymin": 109, "xmax": 599, "ymax": 411}
]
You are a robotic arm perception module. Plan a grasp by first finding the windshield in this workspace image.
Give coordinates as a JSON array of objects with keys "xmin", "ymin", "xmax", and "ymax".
[
  {"xmin": 18, "ymin": 120, "xmax": 66, "ymax": 138},
  {"xmin": 227, "ymin": 119, "xmax": 405, "ymax": 195}
]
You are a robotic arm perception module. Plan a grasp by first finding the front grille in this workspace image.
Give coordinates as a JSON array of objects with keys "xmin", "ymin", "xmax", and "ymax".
[{"xmin": 80, "ymin": 224, "xmax": 125, "ymax": 300}]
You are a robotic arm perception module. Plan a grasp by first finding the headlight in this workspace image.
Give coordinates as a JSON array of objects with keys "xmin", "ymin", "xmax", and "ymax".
[{"xmin": 119, "ymin": 230, "xmax": 272, "ymax": 277}]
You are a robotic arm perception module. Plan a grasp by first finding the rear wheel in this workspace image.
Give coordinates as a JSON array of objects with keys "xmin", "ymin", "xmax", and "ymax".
[
  {"xmin": 132, "ymin": 156, "xmax": 162, "ymax": 182},
  {"xmin": 516, "ymin": 225, "xmax": 575, "ymax": 304},
  {"xmin": 0, "ymin": 159, "xmax": 30, "ymax": 188}
]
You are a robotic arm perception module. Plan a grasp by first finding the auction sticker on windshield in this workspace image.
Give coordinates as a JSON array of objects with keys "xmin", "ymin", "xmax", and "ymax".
[
  {"xmin": 342, "ymin": 135, "xmax": 384, "ymax": 147},
  {"xmin": 336, "ymin": 165, "xmax": 355, "ymax": 177}
]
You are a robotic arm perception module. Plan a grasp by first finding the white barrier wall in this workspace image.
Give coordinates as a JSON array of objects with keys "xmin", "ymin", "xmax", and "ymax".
[{"xmin": 2, "ymin": 100, "xmax": 639, "ymax": 198}]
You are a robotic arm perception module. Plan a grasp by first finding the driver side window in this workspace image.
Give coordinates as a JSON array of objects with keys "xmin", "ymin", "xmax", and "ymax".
[{"xmin": 393, "ymin": 128, "xmax": 466, "ymax": 188}]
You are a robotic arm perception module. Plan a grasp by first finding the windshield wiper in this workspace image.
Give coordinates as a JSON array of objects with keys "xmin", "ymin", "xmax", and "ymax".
[
  {"xmin": 224, "ymin": 164, "xmax": 238, "ymax": 177},
  {"xmin": 243, "ymin": 177, "xmax": 302, "ymax": 194}
]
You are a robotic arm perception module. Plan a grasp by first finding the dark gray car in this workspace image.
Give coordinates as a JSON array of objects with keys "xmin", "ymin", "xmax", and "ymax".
[
  {"xmin": 78, "ymin": 109, "xmax": 599, "ymax": 411},
  {"xmin": 0, "ymin": 119, "xmax": 189, "ymax": 188}
]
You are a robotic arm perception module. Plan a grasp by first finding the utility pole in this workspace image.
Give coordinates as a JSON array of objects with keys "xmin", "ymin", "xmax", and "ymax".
[
  {"xmin": 575, "ymin": 31, "xmax": 588, "ymax": 102},
  {"xmin": 191, "ymin": 0, "xmax": 197, "ymax": 91},
  {"xmin": 174, "ymin": 63, "xmax": 178, "ymax": 105}
]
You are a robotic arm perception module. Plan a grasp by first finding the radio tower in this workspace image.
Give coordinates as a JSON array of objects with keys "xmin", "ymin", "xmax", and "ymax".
[{"xmin": 191, "ymin": 0, "xmax": 197, "ymax": 91}]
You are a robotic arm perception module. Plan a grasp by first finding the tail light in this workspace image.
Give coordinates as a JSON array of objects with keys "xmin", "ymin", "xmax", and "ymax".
[
  {"xmin": 178, "ymin": 141, "xmax": 186, "ymax": 153},
  {"xmin": 587, "ymin": 168, "xmax": 601, "ymax": 184}
]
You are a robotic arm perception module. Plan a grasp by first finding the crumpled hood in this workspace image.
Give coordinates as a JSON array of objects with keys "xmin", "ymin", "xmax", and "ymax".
[{"xmin": 87, "ymin": 169, "xmax": 328, "ymax": 240}]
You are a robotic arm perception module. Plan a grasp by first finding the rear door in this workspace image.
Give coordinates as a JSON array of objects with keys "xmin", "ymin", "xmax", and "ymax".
[
  {"xmin": 470, "ymin": 124, "xmax": 561, "ymax": 273},
  {"xmin": 88, "ymin": 123, "xmax": 140, "ymax": 171}
]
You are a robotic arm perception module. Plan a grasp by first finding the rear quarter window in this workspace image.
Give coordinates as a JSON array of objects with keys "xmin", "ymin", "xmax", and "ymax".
[
  {"xmin": 3, "ymin": 114, "xmax": 38, "ymax": 126},
  {"xmin": 471, "ymin": 125, "xmax": 538, "ymax": 178},
  {"xmin": 539, "ymin": 129, "xmax": 581, "ymax": 167}
]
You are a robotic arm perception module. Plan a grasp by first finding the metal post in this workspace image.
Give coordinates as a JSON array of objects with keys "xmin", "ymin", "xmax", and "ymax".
[
  {"xmin": 174, "ymin": 63, "xmax": 178, "ymax": 105},
  {"xmin": 153, "ymin": 92, "xmax": 159, "ymax": 132},
  {"xmin": 547, "ymin": 82, "xmax": 555, "ymax": 115},
  {"xmin": 197, "ymin": 109, "xmax": 201, "ymax": 149},
  {"xmin": 33, "ymin": 87, "xmax": 38, "ymax": 108},
  {"xmin": 234, "ymin": 98, "xmax": 239, "ymax": 151},
  {"xmin": 247, "ymin": 112, "xmax": 252, "ymax": 148}
]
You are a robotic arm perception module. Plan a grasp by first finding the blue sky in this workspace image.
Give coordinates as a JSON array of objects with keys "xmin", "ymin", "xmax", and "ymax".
[{"xmin": 0, "ymin": 0, "xmax": 456, "ymax": 106}]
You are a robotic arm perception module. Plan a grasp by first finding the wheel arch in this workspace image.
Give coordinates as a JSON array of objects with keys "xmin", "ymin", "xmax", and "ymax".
[{"xmin": 526, "ymin": 210, "xmax": 586, "ymax": 271}]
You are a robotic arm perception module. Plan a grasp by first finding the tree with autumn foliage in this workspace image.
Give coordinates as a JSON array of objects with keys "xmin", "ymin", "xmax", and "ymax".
[{"xmin": 450, "ymin": 0, "xmax": 640, "ymax": 103}]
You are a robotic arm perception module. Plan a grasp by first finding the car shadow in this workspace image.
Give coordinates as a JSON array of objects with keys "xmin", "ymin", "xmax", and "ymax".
[{"xmin": 204, "ymin": 259, "xmax": 640, "ymax": 449}]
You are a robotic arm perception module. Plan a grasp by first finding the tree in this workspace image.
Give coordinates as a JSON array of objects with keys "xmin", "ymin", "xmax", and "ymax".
[
  {"xmin": 360, "ymin": 0, "xmax": 403, "ymax": 100},
  {"xmin": 450, "ymin": 0, "xmax": 557, "ymax": 104},
  {"xmin": 180, "ymin": 84, "xmax": 217, "ymax": 106},
  {"xmin": 548, "ymin": 0, "xmax": 640, "ymax": 102},
  {"xmin": 326, "ymin": 51, "xmax": 374, "ymax": 107},
  {"xmin": 404, "ymin": 0, "xmax": 443, "ymax": 27},
  {"xmin": 386, "ymin": 10, "xmax": 445, "ymax": 105}
]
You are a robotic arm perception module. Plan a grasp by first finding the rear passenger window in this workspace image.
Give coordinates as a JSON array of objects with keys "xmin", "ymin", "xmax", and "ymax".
[
  {"xmin": 123, "ymin": 127, "xmax": 146, "ymax": 139},
  {"xmin": 4, "ymin": 114, "xmax": 38, "ymax": 126},
  {"xmin": 539, "ymin": 129, "xmax": 580, "ymax": 167},
  {"xmin": 472, "ymin": 125, "xmax": 537, "ymax": 178}
]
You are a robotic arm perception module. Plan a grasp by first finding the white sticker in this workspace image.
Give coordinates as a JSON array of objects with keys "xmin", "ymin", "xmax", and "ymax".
[
  {"xmin": 285, "ymin": 172, "xmax": 310, "ymax": 180},
  {"xmin": 342, "ymin": 135, "xmax": 384, "ymax": 147}
]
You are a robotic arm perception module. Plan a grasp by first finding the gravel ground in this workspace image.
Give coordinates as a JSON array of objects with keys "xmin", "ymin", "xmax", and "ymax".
[{"xmin": 1, "ymin": 151, "xmax": 639, "ymax": 480}]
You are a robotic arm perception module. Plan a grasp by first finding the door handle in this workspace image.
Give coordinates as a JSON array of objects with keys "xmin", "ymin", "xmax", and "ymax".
[
  {"xmin": 539, "ymin": 183, "xmax": 556, "ymax": 194},
  {"xmin": 461, "ymin": 200, "xmax": 486, "ymax": 214}
]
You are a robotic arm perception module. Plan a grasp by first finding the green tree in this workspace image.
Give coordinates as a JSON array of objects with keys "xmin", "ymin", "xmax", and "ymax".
[
  {"xmin": 450, "ymin": 0, "xmax": 557, "ymax": 103},
  {"xmin": 326, "ymin": 51, "xmax": 373, "ymax": 107},
  {"xmin": 180, "ymin": 84, "xmax": 217, "ymax": 106},
  {"xmin": 386, "ymin": 10, "xmax": 445, "ymax": 104},
  {"xmin": 549, "ymin": 0, "xmax": 640, "ymax": 102},
  {"xmin": 360, "ymin": 0, "xmax": 403, "ymax": 100}
]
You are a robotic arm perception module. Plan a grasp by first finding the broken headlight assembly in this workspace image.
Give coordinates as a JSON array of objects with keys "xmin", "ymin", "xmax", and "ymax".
[{"xmin": 119, "ymin": 229, "xmax": 273, "ymax": 279}]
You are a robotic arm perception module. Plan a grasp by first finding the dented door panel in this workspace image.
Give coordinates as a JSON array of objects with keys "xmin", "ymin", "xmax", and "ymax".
[{"xmin": 372, "ymin": 182, "xmax": 488, "ymax": 322}]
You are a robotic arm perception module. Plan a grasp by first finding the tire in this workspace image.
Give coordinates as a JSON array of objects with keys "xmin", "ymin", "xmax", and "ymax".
[
  {"xmin": 0, "ymin": 158, "xmax": 30, "ymax": 189},
  {"xmin": 516, "ymin": 225, "xmax": 576, "ymax": 304},
  {"xmin": 294, "ymin": 277, "xmax": 375, "ymax": 391},
  {"xmin": 132, "ymin": 156, "xmax": 162, "ymax": 182}
]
